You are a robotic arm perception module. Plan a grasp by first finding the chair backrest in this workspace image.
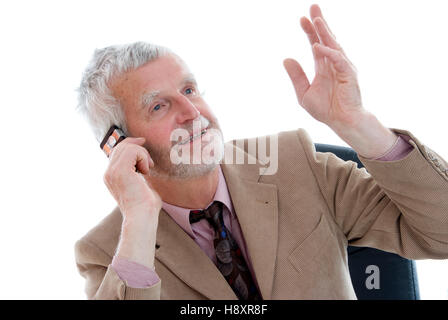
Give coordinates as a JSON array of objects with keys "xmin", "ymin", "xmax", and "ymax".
[{"xmin": 314, "ymin": 143, "xmax": 420, "ymax": 300}]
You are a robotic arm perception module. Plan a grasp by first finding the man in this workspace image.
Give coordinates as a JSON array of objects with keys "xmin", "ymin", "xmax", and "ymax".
[{"xmin": 75, "ymin": 4, "xmax": 448, "ymax": 299}]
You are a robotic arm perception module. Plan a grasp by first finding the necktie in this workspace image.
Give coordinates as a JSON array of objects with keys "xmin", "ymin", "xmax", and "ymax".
[{"xmin": 190, "ymin": 201, "xmax": 261, "ymax": 300}]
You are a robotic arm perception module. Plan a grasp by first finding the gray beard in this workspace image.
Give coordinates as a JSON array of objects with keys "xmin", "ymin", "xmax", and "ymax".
[
  {"xmin": 145, "ymin": 127, "xmax": 225, "ymax": 180},
  {"xmin": 149, "ymin": 161, "xmax": 219, "ymax": 180}
]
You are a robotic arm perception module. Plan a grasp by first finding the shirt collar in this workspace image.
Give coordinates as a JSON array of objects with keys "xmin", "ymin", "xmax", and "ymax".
[{"xmin": 161, "ymin": 165, "xmax": 235, "ymax": 239}]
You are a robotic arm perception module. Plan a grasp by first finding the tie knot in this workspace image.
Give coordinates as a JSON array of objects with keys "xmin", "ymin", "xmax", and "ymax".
[{"xmin": 189, "ymin": 201, "xmax": 223, "ymax": 228}]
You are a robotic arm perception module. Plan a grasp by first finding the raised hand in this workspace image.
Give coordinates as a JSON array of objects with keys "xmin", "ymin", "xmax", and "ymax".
[
  {"xmin": 284, "ymin": 4, "xmax": 363, "ymax": 130},
  {"xmin": 283, "ymin": 4, "xmax": 397, "ymax": 159}
]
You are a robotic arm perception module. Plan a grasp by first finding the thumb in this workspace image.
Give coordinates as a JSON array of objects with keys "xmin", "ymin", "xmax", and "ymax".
[{"xmin": 283, "ymin": 58, "xmax": 310, "ymax": 105}]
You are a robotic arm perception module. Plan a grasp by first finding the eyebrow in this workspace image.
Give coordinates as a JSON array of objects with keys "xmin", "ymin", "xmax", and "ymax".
[
  {"xmin": 141, "ymin": 90, "xmax": 160, "ymax": 109},
  {"xmin": 141, "ymin": 74, "xmax": 198, "ymax": 109}
]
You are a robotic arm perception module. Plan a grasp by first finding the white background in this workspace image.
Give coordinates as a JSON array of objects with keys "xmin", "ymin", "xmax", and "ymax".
[{"xmin": 0, "ymin": 0, "xmax": 446, "ymax": 299}]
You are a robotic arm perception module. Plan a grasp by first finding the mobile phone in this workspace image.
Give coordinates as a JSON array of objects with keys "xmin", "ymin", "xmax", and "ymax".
[{"xmin": 100, "ymin": 125, "xmax": 126, "ymax": 157}]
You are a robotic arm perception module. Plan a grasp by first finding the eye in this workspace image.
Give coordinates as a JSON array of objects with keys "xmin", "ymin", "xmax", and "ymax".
[
  {"xmin": 148, "ymin": 101, "xmax": 169, "ymax": 117},
  {"xmin": 184, "ymin": 87, "xmax": 194, "ymax": 95},
  {"xmin": 151, "ymin": 103, "xmax": 165, "ymax": 113}
]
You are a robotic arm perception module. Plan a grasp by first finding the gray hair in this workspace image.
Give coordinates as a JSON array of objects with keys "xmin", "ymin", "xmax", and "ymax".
[{"xmin": 76, "ymin": 42, "xmax": 173, "ymax": 142}]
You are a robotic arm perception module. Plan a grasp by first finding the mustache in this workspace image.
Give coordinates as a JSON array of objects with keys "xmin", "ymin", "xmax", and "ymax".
[
  {"xmin": 171, "ymin": 116, "xmax": 214, "ymax": 147},
  {"xmin": 176, "ymin": 116, "xmax": 210, "ymax": 134}
]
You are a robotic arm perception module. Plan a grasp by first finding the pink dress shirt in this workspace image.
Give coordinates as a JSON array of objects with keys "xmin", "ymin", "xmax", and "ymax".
[{"xmin": 111, "ymin": 134, "xmax": 414, "ymax": 290}]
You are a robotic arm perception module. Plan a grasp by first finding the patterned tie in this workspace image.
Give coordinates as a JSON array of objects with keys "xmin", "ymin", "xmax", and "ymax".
[{"xmin": 190, "ymin": 201, "xmax": 262, "ymax": 300}]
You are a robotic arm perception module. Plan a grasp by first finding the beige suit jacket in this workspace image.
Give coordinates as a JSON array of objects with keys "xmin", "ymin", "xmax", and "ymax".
[{"xmin": 74, "ymin": 128, "xmax": 448, "ymax": 300}]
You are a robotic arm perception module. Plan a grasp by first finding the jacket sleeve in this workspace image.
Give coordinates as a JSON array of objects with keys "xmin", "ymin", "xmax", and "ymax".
[
  {"xmin": 299, "ymin": 128, "xmax": 448, "ymax": 260},
  {"xmin": 74, "ymin": 238, "xmax": 161, "ymax": 300}
]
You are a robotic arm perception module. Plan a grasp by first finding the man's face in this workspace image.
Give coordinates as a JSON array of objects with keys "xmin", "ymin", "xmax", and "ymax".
[{"xmin": 110, "ymin": 54, "xmax": 224, "ymax": 178}]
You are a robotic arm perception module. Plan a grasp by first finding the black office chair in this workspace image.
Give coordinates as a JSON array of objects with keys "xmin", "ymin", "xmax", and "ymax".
[{"xmin": 314, "ymin": 143, "xmax": 420, "ymax": 300}]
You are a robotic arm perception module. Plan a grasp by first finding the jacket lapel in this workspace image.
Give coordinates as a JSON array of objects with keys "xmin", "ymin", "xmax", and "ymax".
[
  {"xmin": 220, "ymin": 143, "xmax": 279, "ymax": 300},
  {"xmin": 155, "ymin": 208, "xmax": 237, "ymax": 299}
]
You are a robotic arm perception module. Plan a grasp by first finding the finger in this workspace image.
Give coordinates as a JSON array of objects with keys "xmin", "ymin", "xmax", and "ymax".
[
  {"xmin": 108, "ymin": 137, "xmax": 144, "ymax": 161},
  {"xmin": 300, "ymin": 16, "xmax": 325, "ymax": 73},
  {"xmin": 283, "ymin": 58, "xmax": 310, "ymax": 105},
  {"xmin": 110, "ymin": 137, "xmax": 155, "ymax": 169},
  {"xmin": 136, "ymin": 143, "xmax": 156, "ymax": 173},
  {"xmin": 313, "ymin": 43, "xmax": 352, "ymax": 74},
  {"xmin": 313, "ymin": 17, "xmax": 343, "ymax": 52},
  {"xmin": 126, "ymin": 137, "xmax": 155, "ymax": 167},
  {"xmin": 310, "ymin": 7, "xmax": 355, "ymax": 69},
  {"xmin": 310, "ymin": 4, "xmax": 336, "ymax": 38},
  {"xmin": 122, "ymin": 136, "xmax": 146, "ymax": 145},
  {"xmin": 135, "ymin": 147, "xmax": 151, "ymax": 174},
  {"xmin": 136, "ymin": 143, "xmax": 155, "ymax": 168},
  {"xmin": 300, "ymin": 16, "xmax": 319, "ymax": 45}
]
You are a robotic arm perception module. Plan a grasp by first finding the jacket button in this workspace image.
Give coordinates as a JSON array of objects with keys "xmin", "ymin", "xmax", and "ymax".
[{"xmin": 427, "ymin": 152, "xmax": 435, "ymax": 160}]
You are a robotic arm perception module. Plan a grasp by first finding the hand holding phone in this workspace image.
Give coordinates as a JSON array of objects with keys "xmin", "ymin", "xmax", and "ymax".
[
  {"xmin": 101, "ymin": 125, "xmax": 160, "ymax": 213},
  {"xmin": 101, "ymin": 125, "xmax": 161, "ymax": 269}
]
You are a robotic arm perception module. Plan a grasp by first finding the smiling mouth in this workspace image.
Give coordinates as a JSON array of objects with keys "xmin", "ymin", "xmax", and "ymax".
[{"xmin": 178, "ymin": 128, "xmax": 208, "ymax": 146}]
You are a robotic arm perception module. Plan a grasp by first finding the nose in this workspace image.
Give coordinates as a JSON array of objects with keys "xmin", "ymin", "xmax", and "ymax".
[{"xmin": 175, "ymin": 94, "xmax": 200, "ymax": 124}]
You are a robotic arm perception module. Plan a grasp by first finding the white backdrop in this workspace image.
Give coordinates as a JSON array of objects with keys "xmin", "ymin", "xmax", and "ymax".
[{"xmin": 0, "ymin": 0, "xmax": 446, "ymax": 299}]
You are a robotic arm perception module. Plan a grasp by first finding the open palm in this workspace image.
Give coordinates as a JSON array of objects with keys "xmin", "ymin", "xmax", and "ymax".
[{"xmin": 284, "ymin": 4, "xmax": 364, "ymax": 129}]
